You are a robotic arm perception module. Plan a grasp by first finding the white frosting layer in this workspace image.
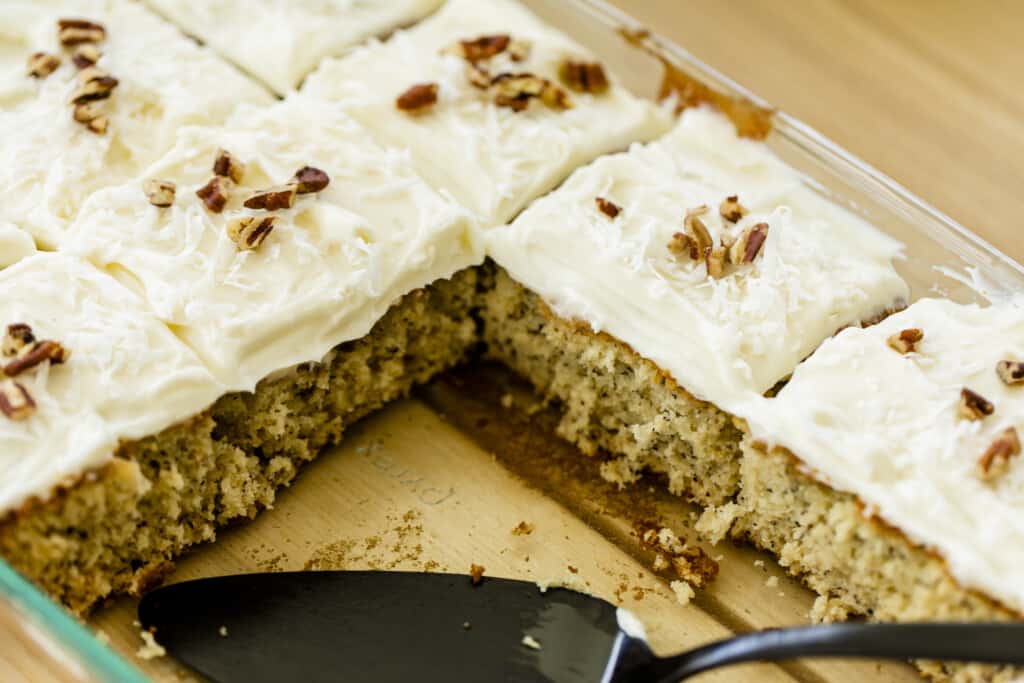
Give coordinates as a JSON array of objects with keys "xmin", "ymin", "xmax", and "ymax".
[
  {"xmin": 67, "ymin": 94, "xmax": 481, "ymax": 391},
  {"xmin": 745, "ymin": 297, "xmax": 1024, "ymax": 613},
  {"xmin": 0, "ymin": 0, "xmax": 272, "ymax": 249},
  {"xmin": 488, "ymin": 107, "xmax": 909, "ymax": 408},
  {"xmin": 302, "ymin": 0, "xmax": 671, "ymax": 226},
  {"xmin": 144, "ymin": 0, "xmax": 443, "ymax": 94},
  {"xmin": 0, "ymin": 223, "xmax": 36, "ymax": 269},
  {"xmin": 0, "ymin": 253, "xmax": 223, "ymax": 513}
]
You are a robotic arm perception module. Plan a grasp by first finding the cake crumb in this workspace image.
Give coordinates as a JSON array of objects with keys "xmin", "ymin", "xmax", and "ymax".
[
  {"xmin": 521, "ymin": 634, "xmax": 542, "ymax": 650},
  {"xmin": 536, "ymin": 576, "xmax": 590, "ymax": 594},
  {"xmin": 136, "ymin": 631, "xmax": 166, "ymax": 660},
  {"xmin": 652, "ymin": 553, "xmax": 669, "ymax": 571},
  {"xmin": 500, "ymin": 393, "xmax": 514, "ymax": 408},
  {"xmin": 765, "ymin": 576, "xmax": 779, "ymax": 588},
  {"xmin": 512, "ymin": 521, "xmax": 534, "ymax": 536},
  {"xmin": 94, "ymin": 629, "xmax": 110, "ymax": 646},
  {"xmin": 567, "ymin": 565, "xmax": 578, "ymax": 574},
  {"xmin": 469, "ymin": 563, "xmax": 486, "ymax": 585},
  {"xmin": 753, "ymin": 559, "xmax": 765, "ymax": 569},
  {"xmin": 219, "ymin": 626, "xmax": 228, "ymax": 637},
  {"xmin": 810, "ymin": 595, "xmax": 853, "ymax": 624},
  {"xmin": 696, "ymin": 503, "xmax": 739, "ymax": 544},
  {"xmin": 669, "ymin": 580, "xmax": 695, "ymax": 606}
]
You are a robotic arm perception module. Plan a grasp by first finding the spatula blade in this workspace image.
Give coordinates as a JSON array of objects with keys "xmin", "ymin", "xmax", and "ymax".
[{"xmin": 139, "ymin": 571, "xmax": 622, "ymax": 683}]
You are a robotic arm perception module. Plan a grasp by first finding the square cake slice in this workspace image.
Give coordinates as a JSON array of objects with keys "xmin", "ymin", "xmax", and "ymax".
[
  {"xmin": 726, "ymin": 296, "xmax": 1024, "ymax": 681},
  {"xmin": 0, "ymin": 252, "xmax": 224, "ymax": 518},
  {"xmin": 143, "ymin": 0, "xmax": 443, "ymax": 94},
  {"xmin": 0, "ymin": 0, "xmax": 272, "ymax": 249},
  {"xmin": 67, "ymin": 93, "xmax": 482, "ymax": 391},
  {"xmin": 301, "ymin": 0, "xmax": 672, "ymax": 226},
  {"xmin": 482, "ymin": 106, "xmax": 909, "ymax": 504}
]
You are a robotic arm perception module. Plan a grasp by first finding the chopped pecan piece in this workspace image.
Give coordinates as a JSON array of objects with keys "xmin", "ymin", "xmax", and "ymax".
[
  {"xmin": 996, "ymin": 360, "xmax": 1024, "ymax": 386},
  {"xmin": 508, "ymin": 39, "xmax": 531, "ymax": 62},
  {"xmin": 558, "ymin": 60, "xmax": 609, "ymax": 94},
  {"xmin": 886, "ymin": 328, "xmax": 924, "ymax": 354},
  {"xmin": 143, "ymin": 179, "xmax": 176, "ymax": 207},
  {"xmin": 72, "ymin": 44, "xmax": 101, "ymax": 69},
  {"xmin": 684, "ymin": 205, "xmax": 713, "ymax": 257},
  {"xmin": 465, "ymin": 62, "xmax": 491, "ymax": 89},
  {"xmin": 195, "ymin": 176, "xmax": 232, "ymax": 213},
  {"xmin": 72, "ymin": 101, "xmax": 102, "ymax": 123},
  {"xmin": 0, "ymin": 381, "xmax": 35, "ymax": 421},
  {"xmin": 669, "ymin": 232, "xmax": 697, "ymax": 260},
  {"xmin": 539, "ymin": 81, "xmax": 572, "ymax": 110},
  {"xmin": 469, "ymin": 563, "xmax": 486, "ymax": 585},
  {"xmin": 958, "ymin": 388, "xmax": 994, "ymax": 421},
  {"xmin": 458, "ymin": 34, "xmax": 510, "ymax": 61},
  {"xmin": 719, "ymin": 194, "xmax": 748, "ymax": 223},
  {"xmin": 27, "ymin": 52, "xmax": 61, "ymax": 78},
  {"xmin": 492, "ymin": 73, "xmax": 543, "ymax": 111},
  {"xmin": 58, "ymin": 18, "xmax": 107, "ymax": 46},
  {"xmin": 291, "ymin": 166, "xmax": 330, "ymax": 194},
  {"xmin": 4, "ymin": 340, "xmax": 70, "ymax": 377},
  {"xmin": 728, "ymin": 222, "xmax": 769, "ymax": 264},
  {"xmin": 978, "ymin": 427, "xmax": 1021, "ymax": 480},
  {"xmin": 243, "ymin": 184, "xmax": 297, "ymax": 211},
  {"xmin": 705, "ymin": 245, "xmax": 727, "ymax": 279},
  {"xmin": 671, "ymin": 546, "xmax": 719, "ymax": 589},
  {"xmin": 84, "ymin": 115, "xmax": 108, "ymax": 135},
  {"xmin": 396, "ymin": 83, "xmax": 439, "ymax": 113},
  {"xmin": 212, "ymin": 149, "xmax": 246, "ymax": 183},
  {"xmin": 2, "ymin": 324, "xmax": 35, "ymax": 357},
  {"xmin": 70, "ymin": 68, "xmax": 118, "ymax": 103},
  {"xmin": 227, "ymin": 216, "xmax": 276, "ymax": 251},
  {"xmin": 595, "ymin": 197, "xmax": 620, "ymax": 219}
]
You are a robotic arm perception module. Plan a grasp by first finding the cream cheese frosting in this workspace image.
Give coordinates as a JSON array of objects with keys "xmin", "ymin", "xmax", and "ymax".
[
  {"xmin": 301, "ymin": 0, "xmax": 672, "ymax": 227},
  {"xmin": 144, "ymin": 0, "xmax": 443, "ymax": 94},
  {"xmin": 487, "ymin": 106, "xmax": 910, "ymax": 410},
  {"xmin": 0, "ymin": 223, "xmax": 36, "ymax": 269},
  {"xmin": 743, "ymin": 297, "xmax": 1024, "ymax": 613},
  {"xmin": 0, "ymin": 0, "xmax": 272, "ymax": 249},
  {"xmin": 0, "ymin": 253, "xmax": 224, "ymax": 513},
  {"xmin": 66, "ymin": 93, "xmax": 481, "ymax": 391}
]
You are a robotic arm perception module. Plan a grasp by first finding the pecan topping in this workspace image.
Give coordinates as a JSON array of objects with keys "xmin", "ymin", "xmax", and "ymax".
[
  {"xmin": 705, "ymin": 245, "xmax": 727, "ymax": 279},
  {"xmin": 2, "ymin": 324, "xmax": 35, "ymax": 357},
  {"xmin": 227, "ymin": 216, "xmax": 276, "ymax": 251},
  {"xmin": 719, "ymin": 194, "xmax": 748, "ymax": 223},
  {"xmin": 84, "ymin": 115, "xmax": 108, "ymax": 135},
  {"xmin": 683, "ymin": 205, "xmax": 713, "ymax": 258},
  {"xmin": 72, "ymin": 44, "xmax": 100, "ymax": 69},
  {"xmin": 458, "ymin": 34, "xmax": 510, "ymax": 62},
  {"xmin": 72, "ymin": 101, "xmax": 102, "ymax": 124},
  {"xmin": 196, "ymin": 176, "xmax": 232, "ymax": 213},
  {"xmin": 958, "ymin": 388, "xmax": 994, "ymax": 421},
  {"xmin": 70, "ymin": 67, "xmax": 118, "ymax": 104},
  {"xmin": 996, "ymin": 360, "xmax": 1024, "ymax": 386},
  {"xmin": 668, "ymin": 232, "xmax": 696, "ymax": 260},
  {"xmin": 508, "ymin": 39, "xmax": 531, "ymax": 63},
  {"xmin": 212, "ymin": 149, "xmax": 246, "ymax": 183},
  {"xmin": 558, "ymin": 60, "xmax": 609, "ymax": 94},
  {"xmin": 143, "ymin": 179, "xmax": 176, "ymax": 208},
  {"xmin": 539, "ymin": 81, "xmax": 572, "ymax": 110},
  {"xmin": 728, "ymin": 222, "xmax": 769, "ymax": 264},
  {"xmin": 27, "ymin": 52, "xmax": 61, "ymax": 78},
  {"xmin": 291, "ymin": 166, "xmax": 330, "ymax": 194},
  {"xmin": 243, "ymin": 184, "xmax": 297, "ymax": 211},
  {"xmin": 0, "ymin": 381, "xmax": 36, "ymax": 421},
  {"xmin": 4, "ymin": 340, "xmax": 70, "ymax": 377},
  {"xmin": 978, "ymin": 427, "xmax": 1021, "ymax": 480},
  {"xmin": 491, "ymin": 73, "xmax": 571, "ymax": 112},
  {"xmin": 886, "ymin": 328, "xmax": 923, "ymax": 354},
  {"xmin": 595, "ymin": 196, "xmax": 620, "ymax": 219},
  {"xmin": 396, "ymin": 83, "xmax": 439, "ymax": 113},
  {"xmin": 465, "ymin": 62, "xmax": 491, "ymax": 89},
  {"xmin": 58, "ymin": 18, "xmax": 107, "ymax": 46}
]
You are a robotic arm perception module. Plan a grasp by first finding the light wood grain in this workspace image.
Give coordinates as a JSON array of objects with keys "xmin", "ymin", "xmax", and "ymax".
[{"xmin": 609, "ymin": 0, "xmax": 1024, "ymax": 263}]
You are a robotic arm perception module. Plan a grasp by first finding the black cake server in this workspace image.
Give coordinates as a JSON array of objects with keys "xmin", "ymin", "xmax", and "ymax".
[{"xmin": 139, "ymin": 571, "xmax": 1024, "ymax": 682}]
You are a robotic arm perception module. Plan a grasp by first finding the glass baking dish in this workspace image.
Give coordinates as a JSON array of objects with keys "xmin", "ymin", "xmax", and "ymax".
[{"xmin": 4, "ymin": 0, "xmax": 1021, "ymax": 680}]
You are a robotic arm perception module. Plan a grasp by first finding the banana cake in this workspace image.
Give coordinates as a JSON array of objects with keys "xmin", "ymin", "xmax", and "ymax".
[{"xmin": 1, "ymin": 2, "xmax": 1020, "ymax": 682}]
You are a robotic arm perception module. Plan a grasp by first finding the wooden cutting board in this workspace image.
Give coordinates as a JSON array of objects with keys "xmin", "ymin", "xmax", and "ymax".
[{"xmin": 86, "ymin": 364, "xmax": 921, "ymax": 682}]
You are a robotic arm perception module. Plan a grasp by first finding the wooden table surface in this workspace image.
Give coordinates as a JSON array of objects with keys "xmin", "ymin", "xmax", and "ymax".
[{"xmin": 610, "ymin": 0, "xmax": 1024, "ymax": 264}]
